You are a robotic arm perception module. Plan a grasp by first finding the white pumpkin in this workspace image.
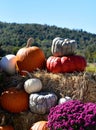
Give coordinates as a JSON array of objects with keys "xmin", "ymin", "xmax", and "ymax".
[
  {"xmin": 24, "ymin": 78, "xmax": 42, "ymax": 94},
  {"xmin": 51, "ymin": 37, "xmax": 77, "ymax": 56},
  {"xmin": 29, "ymin": 92, "xmax": 58, "ymax": 114},
  {"xmin": 58, "ymin": 96, "xmax": 72, "ymax": 104},
  {"xmin": 0, "ymin": 54, "xmax": 17, "ymax": 75}
]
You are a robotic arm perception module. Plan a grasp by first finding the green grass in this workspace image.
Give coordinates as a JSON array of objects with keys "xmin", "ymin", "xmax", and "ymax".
[{"xmin": 86, "ymin": 63, "xmax": 96, "ymax": 72}]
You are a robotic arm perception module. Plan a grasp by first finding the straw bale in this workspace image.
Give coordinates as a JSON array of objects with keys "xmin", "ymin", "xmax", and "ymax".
[
  {"xmin": 32, "ymin": 70, "xmax": 96, "ymax": 103},
  {"xmin": 1, "ymin": 70, "xmax": 96, "ymax": 103}
]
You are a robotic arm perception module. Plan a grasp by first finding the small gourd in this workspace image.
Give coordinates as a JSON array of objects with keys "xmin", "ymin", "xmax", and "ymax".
[
  {"xmin": 23, "ymin": 71, "xmax": 43, "ymax": 94},
  {"xmin": 51, "ymin": 37, "xmax": 77, "ymax": 56},
  {"xmin": 30, "ymin": 121, "xmax": 49, "ymax": 130},
  {"xmin": 58, "ymin": 96, "xmax": 72, "ymax": 104},
  {"xmin": 0, "ymin": 54, "xmax": 17, "ymax": 75},
  {"xmin": 24, "ymin": 78, "xmax": 42, "ymax": 94},
  {"xmin": 29, "ymin": 92, "xmax": 58, "ymax": 114}
]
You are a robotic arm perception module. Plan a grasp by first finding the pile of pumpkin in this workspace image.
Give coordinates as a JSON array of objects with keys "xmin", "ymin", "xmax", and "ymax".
[
  {"xmin": 0, "ymin": 37, "xmax": 87, "ymax": 130},
  {"xmin": 47, "ymin": 37, "xmax": 86, "ymax": 73},
  {"xmin": 0, "ymin": 37, "xmax": 86, "ymax": 75}
]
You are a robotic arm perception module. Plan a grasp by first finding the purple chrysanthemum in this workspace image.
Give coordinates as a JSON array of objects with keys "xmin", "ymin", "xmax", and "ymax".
[{"xmin": 48, "ymin": 100, "xmax": 96, "ymax": 130}]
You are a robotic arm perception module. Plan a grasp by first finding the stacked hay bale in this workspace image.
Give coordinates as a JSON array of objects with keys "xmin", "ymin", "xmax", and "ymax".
[
  {"xmin": 2, "ymin": 70, "xmax": 96, "ymax": 103},
  {"xmin": 32, "ymin": 70, "xmax": 96, "ymax": 103},
  {"xmin": 0, "ymin": 70, "xmax": 96, "ymax": 130}
]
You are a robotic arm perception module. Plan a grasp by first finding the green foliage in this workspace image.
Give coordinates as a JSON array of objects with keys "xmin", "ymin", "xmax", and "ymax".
[
  {"xmin": 86, "ymin": 63, "xmax": 96, "ymax": 72},
  {"xmin": 0, "ymin": 21, "xmax": 96, "ymax": 62}
]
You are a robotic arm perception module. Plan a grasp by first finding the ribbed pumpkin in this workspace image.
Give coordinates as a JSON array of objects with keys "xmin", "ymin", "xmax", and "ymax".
[
  {"xmin": 46, "ymin": 55, "xmax": 86, "ymax": 73},
  {"xmin": 0, "ymin": 87, "xmax": 29, "ymax": 113},
  {"xmin": 30, "ymin": 121, "xmax": 49, "ymax": 130},
  {"xmin": 16, "ymin": 38, "xmax": 46, "ymax": 74},
  {"xmin": 0, "ymin": 125, "xmax": 14, "ymax": 130},
  {"xmin": 51, "ymin": 37, "xmax": 77, "ymax": 56},
  {"xmin": 29, "ymin": 92, "xmax": 58, "ymax": 114}
]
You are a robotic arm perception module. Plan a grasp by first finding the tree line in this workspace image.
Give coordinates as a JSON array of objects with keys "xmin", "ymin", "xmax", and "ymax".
[{"xmin": 0, "ymin": 21, "xmax": 96, "ymax": 62}]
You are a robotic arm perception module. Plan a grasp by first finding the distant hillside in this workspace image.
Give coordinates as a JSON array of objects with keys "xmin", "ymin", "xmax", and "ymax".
[{"xmin": 0, "ymin": 21, "xmax": 96, "ymax": 62}]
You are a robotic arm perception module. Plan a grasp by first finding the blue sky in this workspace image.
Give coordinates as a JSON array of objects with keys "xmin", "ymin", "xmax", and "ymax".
[{"xmin": 0, "ymin": 0, "xmax": 96, "ymax": 34}]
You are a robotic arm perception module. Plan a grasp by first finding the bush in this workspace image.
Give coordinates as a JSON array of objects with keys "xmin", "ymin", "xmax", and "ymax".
[{"xmin": 48, "ymin": 100, "xmax": 96, "ymax": 130}]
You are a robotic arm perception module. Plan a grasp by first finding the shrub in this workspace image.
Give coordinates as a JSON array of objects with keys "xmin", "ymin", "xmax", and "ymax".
[{"xmin": 48, "ymin": 100, "xmax": 96, "ymax": 130}]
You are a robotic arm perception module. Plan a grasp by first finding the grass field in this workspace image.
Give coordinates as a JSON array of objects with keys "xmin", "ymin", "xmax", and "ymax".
[{"xmin": 86, "ymin": 63, "xmax": 96, "ymax": 72}]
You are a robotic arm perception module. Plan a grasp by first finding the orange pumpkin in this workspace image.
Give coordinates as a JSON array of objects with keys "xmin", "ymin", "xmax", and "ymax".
[
  {"xmin": 16, "ymin": 38, "xmax": 46, "ymax": 74},
  {"xmin": 0, "ymin": 87, "xmax": 29, "ymax": 113},
  {"xmin": 30, "ymin": 121, "xmax": 49, "ymax": 130},
  {"xmin": 0, "ymin": 125, "xmax": 14, "ymax": 130},
  {"xmin": 46, "ymin": 55, "xmax": 86, "ymax": 73}
]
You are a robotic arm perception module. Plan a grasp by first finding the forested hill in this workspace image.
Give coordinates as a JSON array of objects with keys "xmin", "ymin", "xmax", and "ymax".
[{"xmin": 0, "ymin": 21, "xmax": 96, "ymax": 62}]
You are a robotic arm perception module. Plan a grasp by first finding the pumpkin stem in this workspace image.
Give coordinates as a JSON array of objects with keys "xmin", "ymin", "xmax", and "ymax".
[
  {"xmin": 22, "ymin": 70, "xmax": 32, "ymax": 78},
  {"xmin": 16, "ymin": 82, "xmax": 24, "ymax": 90},
  {"xmin": 60, "ymin": 93, "xmax": 64, "ymax": 97},
  {"xmin": 26, "ymin": 37, "xmax": 34, "ymax": 48}
]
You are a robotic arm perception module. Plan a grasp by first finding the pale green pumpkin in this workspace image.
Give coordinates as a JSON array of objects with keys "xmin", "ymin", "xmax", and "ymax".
[{"xmin": 51, "ymin": 37, "xmax": 77, "ymax": 56}]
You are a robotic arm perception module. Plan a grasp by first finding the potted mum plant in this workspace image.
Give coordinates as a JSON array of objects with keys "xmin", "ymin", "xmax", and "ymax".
[{"xmin": 48, "ymin": 100, "xmax": 96, "ymax": 130}]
